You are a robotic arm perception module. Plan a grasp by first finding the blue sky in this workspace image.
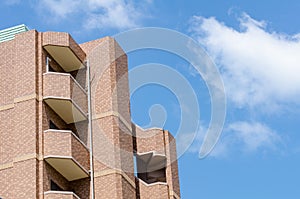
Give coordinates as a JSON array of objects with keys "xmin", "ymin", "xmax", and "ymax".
[{"xmin": 1, "ymin": 0, "xmax": 300, "ymax": 198}]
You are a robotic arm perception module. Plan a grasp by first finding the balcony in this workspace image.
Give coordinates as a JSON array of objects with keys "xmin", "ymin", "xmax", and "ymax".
[
  {"xmin": 44, "ymin": 191, "xmax": 80, "ymax": 199},
  {"xmin": 137, "ymin": 178, "xmax": 168, "ymax": 199},
  {"xmin": 43, "ymin": 32, "xmax": 86, "ymax": 72},
  {"xmin": 43, "ymin": 129, "xmax": 90, "ymax": 181},
  {"xmin": 136, "ymin": 151, "xmax": 167, "ymax": 184},
  {"xmin": 43, "ymin": 72, "xmax": 87, "ymax": 124}
]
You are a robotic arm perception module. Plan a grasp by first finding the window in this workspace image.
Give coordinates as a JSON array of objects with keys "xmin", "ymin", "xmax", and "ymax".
[
  {"xmin": 50, "ymin": 180, "xmax": 63, "ymax": 191},
  {"xmin": 49, "ymin": 120, "xmax": 58, "ymax": 129},
  {"xmin": 48, "ymin": 64, "xmax": 55, "ymax": 72}
]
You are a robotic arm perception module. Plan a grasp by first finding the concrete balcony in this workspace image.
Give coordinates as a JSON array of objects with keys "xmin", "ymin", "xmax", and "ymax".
[
  {"xmin": 44, "ymin": 191, "xmax": 80, "ymax": 199},
  {"xmin": 43, "ymin": 72, "xmax": 87, "ymax": 124},
  {"xmin": 43, "ymin": 32, "xmax": 86, "ymax": 72},
  {"xmin": 136, "ymin": 151, "xmax": 167, "ymax": 184},
  {"xmin": 43, "ymin": 129, "xmax": 90, "ymax": 181}
]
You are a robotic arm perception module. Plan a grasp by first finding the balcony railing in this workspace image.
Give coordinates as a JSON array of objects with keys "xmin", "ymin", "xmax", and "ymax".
[
  {"xmin": 43, "ymin": 72, "xmax": 87, "ymax": 124},
  {"xmin": 44, "ymin": 191, "xmax": 80, "ymax": 199},
  {"xmin": 43, "ymin": 129, "xmax": 90, "ymax": 181}
]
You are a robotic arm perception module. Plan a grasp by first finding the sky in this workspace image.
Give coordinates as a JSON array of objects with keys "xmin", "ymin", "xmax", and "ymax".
[{"xmin": 1, "ymin": 0, "xmax": 300, "ymax": 198}]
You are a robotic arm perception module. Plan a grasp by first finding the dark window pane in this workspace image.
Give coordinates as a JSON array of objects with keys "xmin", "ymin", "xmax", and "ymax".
[
  {"xmin": 49, "ymin": 120, "xmax": 58, "ymax": 129},
  {"xmin": 50, "ymin": 180, "xmax": 63, "ymax": 191}
]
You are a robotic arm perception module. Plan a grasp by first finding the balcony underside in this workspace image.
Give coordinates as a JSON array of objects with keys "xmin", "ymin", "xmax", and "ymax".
[
  {"xmin": 45, "ymin": 156, "xmax": 89, "ymax": 181},
  {"xmin": 137, "ymin": 151, "xmax": 166, "ymax": 171},
  {"xmin": 44, "ymin": 45, "xmax": 84, "ymax": 72},
  {"xmin": 44, "ymin": 98, "xmax": 86, "ymax": 124}
]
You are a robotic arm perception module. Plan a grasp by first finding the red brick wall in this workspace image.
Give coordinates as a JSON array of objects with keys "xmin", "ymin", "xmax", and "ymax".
[
  {"xmin": 164, "ymin": 131, "xmax": 181, "ymax": 198},
  {"xmin": 70, "ymin": 177, "xmax": 90, "ymax": 199},
  {"xmin": 43, "ymin": 72, "xmax": 88, "ymax": 114},
  {"xmin": 0, "ymin": 30, "xmax": 39, "ymax": 198},
  {"xmin": 42, "ymin": 32, "xmax": 86, "ymax": 62},
  {"xmin": 134, "ymin": 127, "xmax": 166, "ymax": 154},
  {"xmin": 84, "ymin": 37, "xmax": 136, "ymax": 198},
  {"xmin": 138, "ymin": 180, "xmax": 169, "ymax": 199}
]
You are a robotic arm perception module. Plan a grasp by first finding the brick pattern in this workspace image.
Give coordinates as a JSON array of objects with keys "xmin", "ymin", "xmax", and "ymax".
[
  {"xmin": 0, "ymin": 108, "xmax": 14, "ymax": 164},
  {"xmin": 14, "ymin": 30, "xmax": 37, "ymax": 98},
  {"xmin": 0, "ymin": 39, "xmax": 15, "ymax": 106},
  {"xmin": 37, "ymin": 31, "xmax": 44, "ymax": 199},
  {"xmin": 134, "ymin": 127, "xmax": 166, "ymax": 154},
  {"xmin": 70, "ymin": 177, "xmax": 90, "ymax": 199},
  {"xmin": 79, "ymin": 37, "xmax": 106, "ymax": 55},
  {"xmin": 134, "ymin": 126, "xmax": 181, "ymax": 198},
  {"xmin": 93, "ymin": 173, "xmax": 135, "ymax": 199},
  {"xmin": 0, "ymin": 166, "xmax": 14, "ymax": 198},
  {"xmin": 138, "ymin": 180, "xmax": 169, "ymax": 199},
  {"xmin": 43, "ymin": 130, "xmax": 90, "ymax": 170},
  {"xmin": 73, "ymin": 120, "xmax": 88, "ymax": 146},
  {"xmin": 70, "ymin": 68, "xmax": 87, "ymax": 90},
  {"xmin": 13, "ymin": 159, "xmax": 38, "ymax": 198},
  {"xmin": 44, "ymin": 161, "xmax": 90, "ymax": 199},
  {"xmin": 0, "ymin": 29, "xmax": 181, "ymax": 199},
  {"xmin": 87, "ymin": 37, "xmax": 136, "ymax": 198},
  {"xmin": 121, "ymin": 176, "xmax": 136, "ymax": 198},
  {"xmin": 0, "ymin": 30, "xmax": 39, "ymax": 198},
  {"xmin": 42, "ymin": 32, "xmax": 86, "ymax": 62},
  {"xmin": 43, "ymin": 72, "xmax": 88, "ymax": 113},
  {"xmin": 164, "ymin": 131, "xmax": 180, "ymax": 197}
]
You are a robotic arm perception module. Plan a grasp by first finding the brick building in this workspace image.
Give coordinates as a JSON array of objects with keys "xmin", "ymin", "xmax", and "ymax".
[{"xmin": 0, "ymin": 25, "xmax": 180, "ymax": 199}]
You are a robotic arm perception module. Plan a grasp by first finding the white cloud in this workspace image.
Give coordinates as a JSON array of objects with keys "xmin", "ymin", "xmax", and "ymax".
[
  {"xmin": 226, "ymin": 121, "xmax": 281, "ymax": 152},
  {"xmin": 190, "ymin": 13, "xmax": 300, "ymax": 110},
  {"xmin": 85, "ymin": 0, "xmax": 141, "ymax": 29},
  {"xmin": 38, "ymin": 0, "xmax": 150, "ymax": 29},
  {"xmin": 40, "ymin": 0, "xmax": 82, "ymax": 18},
  {"xmin": 184, "ymin": 121, "xmax": 281, "ymax": 158}
]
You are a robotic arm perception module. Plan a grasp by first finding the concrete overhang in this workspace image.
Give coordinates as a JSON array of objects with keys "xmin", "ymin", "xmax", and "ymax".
[
  {"xmin": 43, "ymin": 32, "xmax": 86, "ymax": 72},
  {"xmin": 44, "ymin": 98, "xmax": 86, "ymax": 124},
  {"xmin": 44, "ymin": 156, "xmax": 89, "ymax": 181},
  {"xmin": 44, "ymin": 45, "xmax": 84, "ymax": 72},
  {"xmin": 137, "ymin": 151, "xmax": 166, "ymax": 172}
]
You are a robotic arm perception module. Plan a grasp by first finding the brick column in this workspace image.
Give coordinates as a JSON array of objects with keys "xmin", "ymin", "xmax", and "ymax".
[
  {"xmin": 84, "ymin": 37, "xmax": 136, "ymax": 199},
  {"xmin": 0, "ymin": 30, "xmax": 39, "ymax": 199}
]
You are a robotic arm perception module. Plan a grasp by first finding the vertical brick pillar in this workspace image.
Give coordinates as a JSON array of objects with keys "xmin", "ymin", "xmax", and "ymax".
[
  {"xmin": 0, "ymin": 38, "xmax": 16, "ymax": 199},
  {"xmin": 0, "ymin": 30, "xmax": 39, "ymax": 199},
  {"xmin": 86, "ymin": 37, "xmax": 136, "ymax": 199},
  {"xmin": 164, "ymin": 131, "xmax": 181, "ymax": 199}
]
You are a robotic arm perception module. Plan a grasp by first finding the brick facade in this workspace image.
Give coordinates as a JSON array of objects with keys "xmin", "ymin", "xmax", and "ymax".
[{"xmin": 0, "ymin": 27, "xmax": 180, "ymax": 199}]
